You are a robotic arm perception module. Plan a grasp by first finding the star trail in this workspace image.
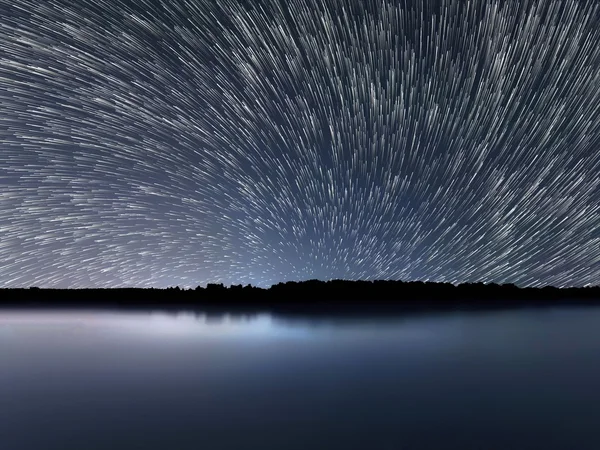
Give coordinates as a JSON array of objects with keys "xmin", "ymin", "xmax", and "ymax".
[{"xmin": 1, "ymin": 0, "xmax": 599, "ymax": 288}]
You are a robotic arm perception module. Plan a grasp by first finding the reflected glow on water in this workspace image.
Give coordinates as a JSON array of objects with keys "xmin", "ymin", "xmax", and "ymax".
[
  {"xmin": 0, "ymin": 311, "xmax": 283, "ymax": 337},
  {"xmin": 2, "ymin": 307, "xmax": 600, "ymax": 450}
]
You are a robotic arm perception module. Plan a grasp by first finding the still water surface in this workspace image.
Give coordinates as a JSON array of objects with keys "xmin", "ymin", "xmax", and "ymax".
[{"xmin": 2, "ymin": 307, "xmax": 600, "ymax": 450}]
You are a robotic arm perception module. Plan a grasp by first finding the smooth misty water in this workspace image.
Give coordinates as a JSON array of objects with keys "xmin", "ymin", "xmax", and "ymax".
[{"xmin": 2, "ymin": 307, "xmax": 600, "ymax": 450}]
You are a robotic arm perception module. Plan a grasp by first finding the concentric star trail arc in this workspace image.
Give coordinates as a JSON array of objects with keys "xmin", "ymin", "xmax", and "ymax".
[{"xmin": 1, "ymin": 0, "xmax": 599, "ymax": 288}]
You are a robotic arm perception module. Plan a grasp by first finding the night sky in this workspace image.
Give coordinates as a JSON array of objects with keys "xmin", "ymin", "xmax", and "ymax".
[{"xmin": 1, "ymin": 0, "xmax": 599, "ymax": 288}]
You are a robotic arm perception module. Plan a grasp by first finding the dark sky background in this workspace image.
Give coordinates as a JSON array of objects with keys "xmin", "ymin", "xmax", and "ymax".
[{"xmin": 1, "ymin": 0, "xmax": 599, "ymax": 288}]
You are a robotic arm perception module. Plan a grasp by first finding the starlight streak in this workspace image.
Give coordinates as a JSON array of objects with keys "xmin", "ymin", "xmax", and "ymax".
[{"xmin": 1, "ymin": 0, "xmax": 599, "ymax": 288}]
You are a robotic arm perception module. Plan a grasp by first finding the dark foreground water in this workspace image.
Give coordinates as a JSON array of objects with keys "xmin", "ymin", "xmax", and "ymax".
[{"xmin": 2, "ymin": 307, "xmax": 600, "ymax": 450}]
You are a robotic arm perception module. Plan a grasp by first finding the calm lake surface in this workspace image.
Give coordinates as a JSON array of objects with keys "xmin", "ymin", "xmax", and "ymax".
[{"xmin": 2, "ymin": 306, "xmax": 600, "ymax": 450}]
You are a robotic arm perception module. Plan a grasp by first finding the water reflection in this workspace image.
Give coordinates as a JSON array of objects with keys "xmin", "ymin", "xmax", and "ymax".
[{"xmin": 2, "ymin": 307, "xmax": 600, "ymax": 450}]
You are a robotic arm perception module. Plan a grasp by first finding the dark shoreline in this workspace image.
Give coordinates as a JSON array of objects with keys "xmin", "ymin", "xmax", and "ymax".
[{"xmin": 2, "ymin": 280, "xmax": 599, "ymax": 316}]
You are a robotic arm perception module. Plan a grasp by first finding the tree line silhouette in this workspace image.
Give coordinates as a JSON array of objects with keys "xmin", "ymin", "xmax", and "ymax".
[{"xmin": 1, "ymin": 280, "xmax": 599, "ymax": 314}]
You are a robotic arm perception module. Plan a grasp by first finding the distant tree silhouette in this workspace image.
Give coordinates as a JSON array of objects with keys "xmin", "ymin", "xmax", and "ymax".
[{"xmin": 1, "ymin": 280, "xmax": 598, "ymax": 314}]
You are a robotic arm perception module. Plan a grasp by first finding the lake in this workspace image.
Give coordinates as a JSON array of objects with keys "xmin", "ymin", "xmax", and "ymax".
[{"xmin": 2, "ymin": 306, "xmax": 600, "ymax": 450}]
